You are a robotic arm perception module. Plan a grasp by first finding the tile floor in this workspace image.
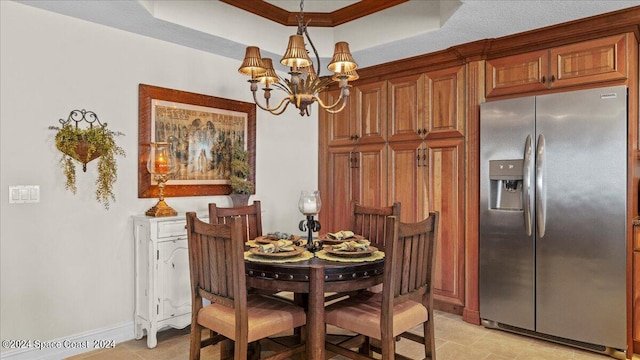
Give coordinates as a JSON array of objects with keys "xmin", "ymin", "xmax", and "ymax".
[{"xmin": 67, "ymin": 310, "xmax": 626, "ymax": 360}]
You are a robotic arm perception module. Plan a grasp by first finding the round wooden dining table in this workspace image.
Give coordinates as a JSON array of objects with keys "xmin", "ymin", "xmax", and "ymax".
[{"xmin": 245, "ymin": 254, "xmax": 384, "ymax": 360}]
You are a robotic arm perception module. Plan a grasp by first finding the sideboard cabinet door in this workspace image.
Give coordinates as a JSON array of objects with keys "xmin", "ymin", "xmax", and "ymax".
[{"xmin": 133, "ymin": 214, "xmax": 198, "ymax": 348}]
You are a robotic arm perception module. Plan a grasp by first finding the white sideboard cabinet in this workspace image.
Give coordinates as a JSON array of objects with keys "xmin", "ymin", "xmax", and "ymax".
[{"xmin": 133, "ymin": 214, "xmax": 202, "ymax": 348}]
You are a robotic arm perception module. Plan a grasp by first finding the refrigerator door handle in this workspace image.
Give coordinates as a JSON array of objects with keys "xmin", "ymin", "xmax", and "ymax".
[
  {"xmin": 523, "ymin": 135, "xmax": 533, "ymax": 236},
  {"xmin": 535, "ymin": 134, "xmax": 546, "ymax": 237}
]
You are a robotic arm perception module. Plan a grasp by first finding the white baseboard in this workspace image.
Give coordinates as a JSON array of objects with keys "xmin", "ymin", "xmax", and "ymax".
[{"xmin": 0, "ymin": 322, "xmax": 135, "ymax": 360}]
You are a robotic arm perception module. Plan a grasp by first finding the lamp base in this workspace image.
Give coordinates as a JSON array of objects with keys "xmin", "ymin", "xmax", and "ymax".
[{"xmin": 146, "ymin": 199, "xmax": 177, "ymax": 217}]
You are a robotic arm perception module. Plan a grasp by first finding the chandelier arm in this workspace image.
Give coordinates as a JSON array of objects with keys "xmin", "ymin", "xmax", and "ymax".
[
  {"xmin": 317, "ymin": 97, "xmax": 348, "ymax": 114},
  {"xmin": 265, "ymin": 101, "xmax": 291, "ymax": 116},
  {"xmin": 252, "ymin": 90, "xmax": 291, "ymax": 114},
  {"xmin": 315, "ymin": 90, "xmax": 347, "ymax": 110}
]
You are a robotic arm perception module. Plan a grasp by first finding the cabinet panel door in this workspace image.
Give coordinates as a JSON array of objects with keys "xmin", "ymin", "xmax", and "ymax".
[
  {"xmin": 550, "ymin": 34, "xmax": 627, "ymax": 89},
  {"xmin": 354, "ymin": 81, "xmax": 387, "ymax": 144},
  {"xmin": 485, "ymin": 50, "xmax": 548, "ymax": 97},
  {"xmin": 388, "ymin": 74, "xmax": 424, "ymax": 143},
  {"xmin": 353, "ymin": 143, "xmax": 388, "ymax": 208},
  {"xmin": 426, "ymin": 138, "xmax": 465, "ymax": 307},
  {"xmin": 324, "ymin": 88, "xmax": 357, "ymax": 147},
  {"xmin": 425, "ymin": 66, "xmax": 466, "ymax": 138},
  {"xmin": 388, "ymin": 141, "xmax": 427, "ymax": 223},
  {"xmin": 158, "ymin": 240, "xmax": 191, "ymax": 320},
  {"xmin": 323, "ymin": 146, "xmax": 356, "ymax": 232}
]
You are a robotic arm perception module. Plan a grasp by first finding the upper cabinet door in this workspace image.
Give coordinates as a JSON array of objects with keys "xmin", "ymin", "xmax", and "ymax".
[
  {"xmin": 486, "ymin": 34, "xmax": 628, "ymax": 98},
  {"xmin": 388, "ymin": 74, "xmax": 425, "ymax": 143},
  {"xmin": 325, "ymin": 87, "xmax": 357, "ymax": 147},
  {"xmin": 425, "ymin": 65, "xmax": 466, "ymax": 139},
  {"xmin": 354, "ymin": 81, "xmax": 388, "ymax": 144},
  {"xmin": 485, "ymin": 50, "xmax": 549, "ymax": 97},
  {"xmin": 550, "ymin": 34, "xmax": 627, "ymax": 89}
]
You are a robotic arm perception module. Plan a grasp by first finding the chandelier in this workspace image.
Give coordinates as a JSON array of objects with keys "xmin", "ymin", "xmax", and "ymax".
[{"xmin": 238, "ymin": 0, "xmax": 359, "ymax": 116}]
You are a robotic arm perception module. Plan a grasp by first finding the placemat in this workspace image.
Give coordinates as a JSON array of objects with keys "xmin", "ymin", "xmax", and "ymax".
[
  {"xmin": 244, "ymin": 250, "xmax": 314, "ymax": 263},
  {"xmin": 315, "ymin": 249, "xmax": 385, "ymax": 263}
]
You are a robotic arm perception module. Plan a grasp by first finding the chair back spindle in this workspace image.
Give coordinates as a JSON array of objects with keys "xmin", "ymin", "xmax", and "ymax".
[
  {"xmin": 350, "ymin": 201, "xmax": 400, "ymax": 250},
  {"xmin": 209, "ymin": 201, "xmax": 262, "ymax": 242}
]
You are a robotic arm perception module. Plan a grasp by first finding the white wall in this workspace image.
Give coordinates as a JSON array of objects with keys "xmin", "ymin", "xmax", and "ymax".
[{"xmin": 0, "ymin": 1, "xmax": 318, "ymax": 355}]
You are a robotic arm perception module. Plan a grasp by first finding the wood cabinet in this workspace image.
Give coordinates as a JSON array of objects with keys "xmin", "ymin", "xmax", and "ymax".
[
  {"xmin": 325, "ymin": 81, "xmax": 387, "ymax": 147},
  {"xmin": 387, "ymin": 74, "xmax": 424, "ymax": 143},
  {"xmin": 634, "ymin": 223, "xmax": 640, "ymax": 354},
  {"xmin": 426, "ymin": 138, "xmax": 465, "ymax": 309},
  {"xmin": 321, "ymin": 64, "xmax": 467, "ymax": 311},
  {"xmin": 486, "ymin": 34, "xmax": 628, "ymax": 97},
  {"xmin": 322, "ymin": 143, "xmax": 388, "ymax": 232},
  {"xmin": 320, "ymin": 83, "xmax": 389, "ymax": 233},
  {"xmin": 321, "ymin": 10, "xmax": 639, "ymax": 348},
  {"xmin": 133, "ymin": 214, "xmax": 202, "ymax": 348}
]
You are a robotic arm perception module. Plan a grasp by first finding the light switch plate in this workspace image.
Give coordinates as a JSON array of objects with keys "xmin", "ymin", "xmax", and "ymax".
[{"xmin": 8, "ymin": 185, "xmax": 39, "ymax": 204}]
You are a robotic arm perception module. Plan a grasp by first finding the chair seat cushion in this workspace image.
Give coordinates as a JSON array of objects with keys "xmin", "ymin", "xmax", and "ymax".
[
  {"xmin": 325, "ymin": 292, "xmax": 428, "ymax": 339},
  {"xmin": 197, "ymin": 294, "xmax": 306, "ymax": 343}
]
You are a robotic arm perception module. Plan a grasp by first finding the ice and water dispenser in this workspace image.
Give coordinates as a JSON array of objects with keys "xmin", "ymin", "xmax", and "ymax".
[{"xmin": 489, "ymin": 160, "xmax": 524, "ymax": 210}]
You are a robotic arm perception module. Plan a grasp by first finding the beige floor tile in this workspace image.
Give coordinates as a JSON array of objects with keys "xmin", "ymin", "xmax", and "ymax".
[{"xmin": 66, "ymin": 311, "xmax": 617, "ymax": 360}]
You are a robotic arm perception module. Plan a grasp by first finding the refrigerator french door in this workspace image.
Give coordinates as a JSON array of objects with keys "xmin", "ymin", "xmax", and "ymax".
[{"xmin": 479, "ymin": 85, "xmax": 627, "ymax": 356}]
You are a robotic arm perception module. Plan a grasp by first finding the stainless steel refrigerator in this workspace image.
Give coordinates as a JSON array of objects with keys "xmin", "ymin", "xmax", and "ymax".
[{"xmin": 479, "ymin": 85, "xmax": 627, "ymax": 358}]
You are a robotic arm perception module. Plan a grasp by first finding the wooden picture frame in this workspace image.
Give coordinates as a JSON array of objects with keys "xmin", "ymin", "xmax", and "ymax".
[{"xmin": 138, "ymin": 84, "xmax": 256, "ymax": 198}]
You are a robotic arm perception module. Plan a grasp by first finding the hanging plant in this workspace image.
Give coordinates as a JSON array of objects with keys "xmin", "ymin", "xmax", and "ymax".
[{"xmin": 49, "ymin": 109, "xmax": 125, "ymax": 209}]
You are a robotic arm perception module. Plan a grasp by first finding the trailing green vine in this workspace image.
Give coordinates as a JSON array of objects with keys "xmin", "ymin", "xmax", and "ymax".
[{"xmin": 49, "ymin": 123, "xmax": 125, "ymax": 209}]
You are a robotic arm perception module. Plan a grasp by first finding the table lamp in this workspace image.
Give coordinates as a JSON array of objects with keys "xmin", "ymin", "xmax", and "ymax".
[
  {"xmin": 146, "ymin": 142, "xmax": 178, "ymax": 217},
  {"xmin": 298, "ymin": 190, "xmax": 322, "ymax": 252}
]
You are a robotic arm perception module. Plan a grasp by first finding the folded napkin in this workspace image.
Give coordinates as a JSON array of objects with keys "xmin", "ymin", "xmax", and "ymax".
[
  {"xmin": 265, "ymin": 231, "xmax": 295, "ymax": 240},
  {"xmin": 331, "ymin": 239, "xmax": 371, "ymax": 252},
  {"xmin": 259, "ymin": 239, "xmax": 295, "ymax": 253},
  {"xmin": 326, "ymin": 230, "xmax": 355, "ymax": 240}
]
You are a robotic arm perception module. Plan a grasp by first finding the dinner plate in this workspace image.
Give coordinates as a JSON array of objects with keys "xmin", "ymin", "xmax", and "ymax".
[
  {"xmin": 318, "ymin": 233, "xmax": 365, "ymax": 245},
  {"xmin": 324, "ymin": 246, "xmax": 377, "ymax": 258},
  {"xmin": 249, "ymin": 246, "xmax": 305, "ymax": 258},
  {"xmin": 254, "ymin": 235, "xmax": 302, "ymax": 244}
]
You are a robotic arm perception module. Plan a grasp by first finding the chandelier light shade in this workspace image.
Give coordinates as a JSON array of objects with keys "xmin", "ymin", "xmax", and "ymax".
[
  {"xmin": 238, "ymin": 0, "xmax": 358, "ymax": 116},
  {"xmin": 281, "ymin": 35, "xmax": 313, "ymax": 68},
  {"xmin": 238, "ymin": 46, "xmax": 266, "ymax": 77},
  {"xmin": 327, "ymin": 42, "xmax": 358, "ymax": 73}
]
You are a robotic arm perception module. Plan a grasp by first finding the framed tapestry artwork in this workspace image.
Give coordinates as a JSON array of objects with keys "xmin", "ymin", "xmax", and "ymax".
[{"xmin": 138, "ymin": 84, "xmax": 256, "ymax": 198}]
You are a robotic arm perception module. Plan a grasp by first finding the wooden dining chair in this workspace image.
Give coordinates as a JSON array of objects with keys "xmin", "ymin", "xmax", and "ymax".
[
  {"xmin": 322, "ymin": 202, "xmax": 401, "ymax": 304},
  {"xmin": 208, "ymin": 200, "xmax": 262, "ymax": 242},
  {"xmin": 350, "ymin": 201, "xmax": 400, "ymax": 250},
  {"xmin": 324, "ymin": 212, "xmax": 439, "ymax": 360},
  {"xmin": 186, "ymin": 212, "xmax": 306, "ymax": 360}
]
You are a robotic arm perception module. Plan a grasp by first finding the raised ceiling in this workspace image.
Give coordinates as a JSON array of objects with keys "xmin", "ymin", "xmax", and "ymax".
[
  {"xmin": 221, "ymin": 0, "xmax": 408, "ymax": 27},
  {"xmin": 14, "ymin": 0, "xmax": 640, "ymax": 69}
]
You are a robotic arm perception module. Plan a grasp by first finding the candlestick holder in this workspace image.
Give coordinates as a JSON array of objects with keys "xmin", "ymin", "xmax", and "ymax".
[
  {"xmin": 298, "ymin": 190, "xmax": 322, "ymax": 252},
  {"xmin": 299, "ymin": 215, "xmax": 322, "ymax": 252},
  {"xmin": 146, "ymin": 142, "xmax": 178, "ymax": 217}
]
